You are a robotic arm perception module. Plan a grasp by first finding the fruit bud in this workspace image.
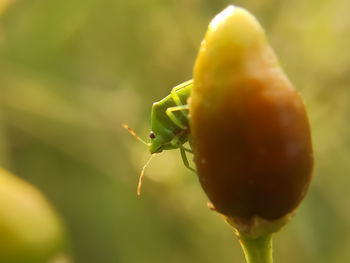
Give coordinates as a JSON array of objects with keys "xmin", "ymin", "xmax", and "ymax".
[
  {"xmin": 0, "ymin": 167, "xmax": 70, "ymax": 263},
  {"xmin": 190, "ymin": 6, "xmax": 313, "ymax": 236}
]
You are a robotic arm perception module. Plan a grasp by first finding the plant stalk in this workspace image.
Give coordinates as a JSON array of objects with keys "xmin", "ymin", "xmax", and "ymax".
[{"xmin": 237, "ymin": 233, "xmax": 273, "ymax": 263}]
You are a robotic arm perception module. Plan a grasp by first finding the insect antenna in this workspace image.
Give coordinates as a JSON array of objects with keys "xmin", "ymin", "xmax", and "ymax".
[
  {"xmin": 137, "ymin": 153, "xmax": 157, "ymax": 196},
  {"xmin": 122, "ymin": 124, "xmax": 149, "ymax": 146}
]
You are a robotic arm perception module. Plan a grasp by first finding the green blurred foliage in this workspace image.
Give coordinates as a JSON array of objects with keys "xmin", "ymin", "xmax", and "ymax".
[{"xmin": 0, "ymin": 0, "xmax": 350, "ymax": 262}]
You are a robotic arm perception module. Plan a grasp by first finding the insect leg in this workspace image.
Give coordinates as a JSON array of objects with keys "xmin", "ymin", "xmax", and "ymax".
[
  {"xmin": 166, "ymin": 105, "xmax": 189, "ymax": 130},
  {"xmin": 172, "ymin": 80, "xmax": 193, "ymax": 92},
  {"xmin": 169, "ymin": 132, "xmax": 196, "ymax": 172},
  {"xmin": 188, "ymin": 137, "xmax": 194, "ymax": 151},
  {"xmin": 170, "ymin": 81, "xmax": 192, "ymax": 117},
  {"xmin": 180, "ymin": 146, "xmax": 197, "ymax": 173},
  {"xmin": 182, "ymin": 146, "xmax": 193, "ymax": 153}
]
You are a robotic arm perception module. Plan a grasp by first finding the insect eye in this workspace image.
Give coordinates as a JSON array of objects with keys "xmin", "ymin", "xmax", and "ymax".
[{"xmin": 149, "ymin": 131, "xmax": 156, "ymax": 139}]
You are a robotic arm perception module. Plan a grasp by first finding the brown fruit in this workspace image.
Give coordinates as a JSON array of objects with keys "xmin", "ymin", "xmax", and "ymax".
[{"xmin": 190, "ymin": 6, "xmax": 313, "ymax": 222}]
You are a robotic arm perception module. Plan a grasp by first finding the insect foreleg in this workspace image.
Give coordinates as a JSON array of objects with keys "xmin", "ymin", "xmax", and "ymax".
[
  {"xmin": 165, "ymin": 105, "xmax": 189, "ymax": 130},
  {"xmin": 180, "ymin": 146, "xmax": 197, "ymax": 173}
]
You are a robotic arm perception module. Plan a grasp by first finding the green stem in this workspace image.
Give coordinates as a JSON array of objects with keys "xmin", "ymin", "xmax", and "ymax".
[{"xmin": 237, "ymin": 233, "xmax": 273, "ymax": 263}]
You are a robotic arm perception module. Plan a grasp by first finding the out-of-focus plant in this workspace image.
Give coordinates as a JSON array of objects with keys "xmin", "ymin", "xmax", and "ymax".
[
  {"xmin": 0, "ymin": 0, "xmax": 12, "ymax": 16},
  {"xmin": 0, "ymin": 167, "xmax": 71, "ymax": 263}
]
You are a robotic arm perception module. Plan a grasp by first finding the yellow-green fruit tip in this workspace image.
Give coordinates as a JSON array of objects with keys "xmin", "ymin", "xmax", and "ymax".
[{"xmin": 206, "ymin": 5, "xmax": 266, "ymax": 52}]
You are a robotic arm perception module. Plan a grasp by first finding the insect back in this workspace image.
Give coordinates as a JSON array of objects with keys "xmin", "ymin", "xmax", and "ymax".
[{"xmin": 149, "ymin": 80, "xmax": 193, "ymax": 154}]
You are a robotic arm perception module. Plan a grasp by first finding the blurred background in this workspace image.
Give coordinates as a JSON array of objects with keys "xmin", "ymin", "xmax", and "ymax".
[{"xmin": 0, "ymin": 0, "xmax": 350, "ymax": 262}]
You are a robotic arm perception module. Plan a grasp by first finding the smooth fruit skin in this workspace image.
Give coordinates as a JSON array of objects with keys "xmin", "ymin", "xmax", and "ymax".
[{"xmin": 190, "ymin": 6, "xmax": 313, "ymax": 220}]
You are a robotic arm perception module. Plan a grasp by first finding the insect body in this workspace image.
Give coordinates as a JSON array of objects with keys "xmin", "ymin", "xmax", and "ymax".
[
  {"xmin": 150, "ymin": 80, "xmax": 192, "ymax": 148},
  {"xmin": 123, "ymin": 79, "xmax": 196, "ymax": 195}
]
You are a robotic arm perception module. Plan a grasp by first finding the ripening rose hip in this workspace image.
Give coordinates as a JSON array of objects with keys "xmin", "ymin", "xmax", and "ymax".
[{"xmin": 190, "ymin": 6, "xmax": 313, "ymax": 223}]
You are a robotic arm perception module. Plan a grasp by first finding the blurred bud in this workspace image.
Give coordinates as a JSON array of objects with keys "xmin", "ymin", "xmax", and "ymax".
[
  {"xmin": 0, "ymin": 167, "xmax": 71, "ymax": 263},
  {"xmin": 190, "ymin": 6, "xmax": 313, "ymax": 236},
  {"xmin": 0, "ymin": 0, "xmax": 13, "ymax": 16}
]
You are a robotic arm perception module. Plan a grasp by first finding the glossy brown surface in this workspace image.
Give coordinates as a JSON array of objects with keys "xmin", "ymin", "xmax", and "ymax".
[{"xmin": 190, "ymin": 6, "xmax": 313, "ymax": 220}]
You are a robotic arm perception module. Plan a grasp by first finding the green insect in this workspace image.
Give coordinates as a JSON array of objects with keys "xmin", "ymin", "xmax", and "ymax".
[{"xmin": 123, "ymin": 79, "xmax": 196, "ymax": 195}]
